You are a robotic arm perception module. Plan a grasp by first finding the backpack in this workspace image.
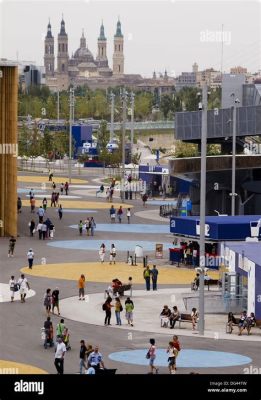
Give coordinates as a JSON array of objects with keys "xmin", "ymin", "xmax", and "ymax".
[
  {"xmin": 102, "ymin": 303, "xmax": 107, "ymax": 311},
  {"xmin": 120, "ymin": 305, "xmax": 123, "ymax": 312}
]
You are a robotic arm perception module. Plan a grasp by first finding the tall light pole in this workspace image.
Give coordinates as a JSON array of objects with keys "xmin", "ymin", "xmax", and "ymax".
[
  {"xmin": 68, "ymin": 87, "xmax": 74, "ymax": 184},
  {"xmin": 121, "ymin": 88, "xmax": 127, "ymax": 203},
  {"xmin": 231, "ymin": 94, "xmax": 240, "ymax": 216},
  {"xmin": 57, "ymin": 88, "xmax": 60, "ymax": 122},
  {"xmin": 130, "ymin": 92, "xmax": 135, "ymax": 161},
  {"xmin": 110, "ymin": 92, "xmax": 115, "ymax": 142},
  {"xmin": 198, "ymin": 82, "xmax": 208, "ymax": 335}
]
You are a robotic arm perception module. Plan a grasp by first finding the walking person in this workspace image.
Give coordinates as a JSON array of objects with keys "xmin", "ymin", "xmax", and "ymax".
[
  {"xmin": 167, "ymin": 341, "xmax": 178, "ymax": 374},
  {"xmin": 147, "ymin": 338, "xmax": 159, "ymax": 374},
  {"xmin": 143, "ymin": 265, "xmax": 151, "ymax": 291},
  {"xmin": 8, "ymin": 236, "xmax": 16, "ymax": 257},
  {"xmin": 99, "ymin": 243, "xmax": 106, "ymax": 263},
  {"xmin": 96, "ymin": 184, "xmax": 104, "ymax": 197},
  {"xmin": 126, "ymin": 208, "xmax": 131, "ymax": 224},
  {"xmin": 58, "ymin": 205, "xmax": 63, "ymax": 220},
  {"xmin": 78, "ymin": 274, "xmax": 85, "ymax": 300},
  {"xmin": 64, "ymin": 182, "xmax": 69, "ymax": 195},
  {"xmin": 90, "ymin": 217, "xmax": 96, "ymax": 236},
  {"xmin": 125, "ymin": 297, "xmax": 134, "ymax": 326},
  {"xmin": 29, "ymin": 219, "xmax": 35, "ymax": 237},
  {"xmin": 9, "ymin": 275, "xmax": 17, "ymax": 302},
  {"xmin": 60, "ymin": 183, "xmax": 64, "ymax": 195},
  {"xmin": 37, "ymin": 206, "xmax": 45, "ymax": 223},
  {"xmin": 109, "ymin": 244, "xmax": 116, "ymax": 265},
  {"xmin": 50, "ymin": 192, "xmax": 56, "ymax": 207},
  {"xmin": 54, "ymin": 336, "xmax": 66, "ymax": 375},
  {"xmin": 117, "ymin": 206, "xmax": 123, "ymax": 223},
  {"xmin": 30, "ymin": 196, "xmax": 36, "ymax": 213},
  {"xmin": 151, "ymin": 265, "xmax": 159, "ymax": 291},
  {"xmin": 142, "ymin": 193, "xmax": 148, "ymax": 207},
  {"xmin": 44, "ymin": 288, "xmax": 52, "ymax": 317},
  {"xmin": 17, "ymin": 274, "xmax": 30, "ymax": 303},
  {"xmin": 41, "ymin": 222, "xmax": 47, "ymax": 240},
  {"xmin": 52, "ymin": 287, "xmax": 60, "ymax": 315},
  {"xmin": 27, "ymin": 248, "xmax": 34, "ymax": 269},
  {"xmin": 85, "ymin": 218, "xmax": 91, "ymax": 236},
  {"xmin": 88, "ymin": 346, "xmax": 105, "ymax": 373},
  {"xmin": 79, "ymin": 340, "xmax": 88, "ymax": 374},
  {"xmin": 78, "ymin": 220, "xmax": 83, "ymax": 236},
  {"xmin": 37, "ymin": 222, "xmax": 43, "ymax": 240},
  {"xmin": 42, "ymin": 197, "xmax": 47, "ymax": 211},
  {"xmin": 115, "ymin": 297, "xmax": 123, "ymax": 325},
  {"xmin": 103, "ymin": 296, "xmax": 113, "ymax": 326},
  {"xmin": 17, "ymin": 197, "xmax": 22, "ymax": 213},
  {"xmin": 109, "ymin": 205, "xmax": 116, "ymax": 223}
]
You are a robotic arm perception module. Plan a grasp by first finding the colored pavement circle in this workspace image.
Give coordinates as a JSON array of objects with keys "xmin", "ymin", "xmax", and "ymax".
[
  {"xmin": 20, "ymin": 262, "xmax": 218, "ymax": 284},
  {"xmin": 22, "ymin": 199, "xmax": 133, "ymax": 209},
  {"xmin": 108, "ymin": 349, "xmax": 252, "ymax": 368},
  {"xmin": 47, "ymin": 239, "xmax": 170, "ymax": 251},
  {"xmin": 0, "ymin": 360, "xmax": 47, "ymax": 374},
  {"xmin": 69, "ymin": 223, "xmax": 169, "ymax": 234},
  {"xmin": 18, "ymin": 176, "xmax": 87, "ymax": 184},
  {"xmin": 0, "ymin": 284, "xmax": 35, "ymax": 302}
]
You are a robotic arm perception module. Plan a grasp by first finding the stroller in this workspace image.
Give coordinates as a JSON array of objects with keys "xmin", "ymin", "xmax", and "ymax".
[{"xmin": 41, "ymin": 327, "xmax": 54, "ymax": 349}]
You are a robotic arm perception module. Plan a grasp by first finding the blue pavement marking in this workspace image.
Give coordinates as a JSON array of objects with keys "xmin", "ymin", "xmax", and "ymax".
[
  {"xmin": 47, "ymin": 239, "xmax": 171, "ymax": 251},
  {"xmin": 147, "ymin": 200, "xmax": 177, "ymax": 206},
  {"xmin": 69, "ymin": 224, "xmax": 169, "ymax": 234},
  {"xmin": 108, "ymin": 349, "xmax": 252, "ymax": 368},
  {"xmin": 18, "ymin": 188, "xmax": 45, "ymax": 194},
  {"xmin": 62, "ymin": 209, "xmax": 97, "ymax": 213}
]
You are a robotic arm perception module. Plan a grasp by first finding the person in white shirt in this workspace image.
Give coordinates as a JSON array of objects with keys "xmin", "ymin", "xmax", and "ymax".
[
  {"xmin": 27, "ymin": 249, "xmax": 34, "ymax": 269},
  {"xmin": 99, "ymin": 243, "xmax": 106, "ymax": 263},
  {"xmin": 9, "ymin": 275, "xmax": 16, "ymax": 302},
  {"xmin": 17, "ymin": 274, "xmax": 30, "ymax": 303},
  {"xmin": 54, "ymin": 337, "xmax": 67, "ymax": 374},
  {"xmin": 126, "ymin": 208, "xmax": 131, "ymax": 224}
]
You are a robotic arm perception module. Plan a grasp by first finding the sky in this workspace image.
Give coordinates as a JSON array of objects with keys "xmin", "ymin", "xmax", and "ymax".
[{"xmin": 0, "ymin": 0, "xmax": 260, "ymax": 77}]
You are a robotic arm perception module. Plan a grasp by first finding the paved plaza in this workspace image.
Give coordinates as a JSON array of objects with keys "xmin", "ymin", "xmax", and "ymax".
[{"xmin": 0, "ymin": 170, "xmax": 260, "ymax": 375}]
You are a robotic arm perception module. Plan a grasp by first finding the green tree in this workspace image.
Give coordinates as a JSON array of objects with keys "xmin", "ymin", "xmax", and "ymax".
[
  {"xmin": 42, "ymin": 129, "xmax": 54, "ymax": 159},
  {"xmin": 160, "ymin": 94, "xmax": 173, "ymax": 119}
]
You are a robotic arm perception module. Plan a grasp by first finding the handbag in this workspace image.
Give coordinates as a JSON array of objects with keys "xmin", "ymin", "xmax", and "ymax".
[
  {"xmin": 13, "ymin": 283, "xmax": 19, "ymax": 292},
  {"xmin": 146, "ymin": 351, "xmax": 150, "ymax": 359}
]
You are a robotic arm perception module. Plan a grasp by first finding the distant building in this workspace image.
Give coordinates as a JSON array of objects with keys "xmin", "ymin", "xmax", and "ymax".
[{"xmin": 230, "ymin": 66, "xmax": 247, "ymax": 75}]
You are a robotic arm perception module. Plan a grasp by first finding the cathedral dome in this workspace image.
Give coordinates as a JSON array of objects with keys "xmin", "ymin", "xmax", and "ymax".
[{"xmin": 74, "ymin": 47, "xmax": 95, "ymax": 62}]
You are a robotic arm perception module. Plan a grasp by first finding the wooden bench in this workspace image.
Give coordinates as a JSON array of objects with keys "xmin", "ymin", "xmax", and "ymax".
[
  {"xmin": 204, "ymin": 279, "xmax": 222, "ymax": 291},
  {"xmin": 178, "ymin": 313, "xmax": 194, "ymax": 328}
]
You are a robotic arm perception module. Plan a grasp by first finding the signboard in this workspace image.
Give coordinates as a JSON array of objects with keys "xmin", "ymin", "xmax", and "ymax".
[{"xmin": 155, "ymin": 243, "xmax": 163, "ymax": 258}]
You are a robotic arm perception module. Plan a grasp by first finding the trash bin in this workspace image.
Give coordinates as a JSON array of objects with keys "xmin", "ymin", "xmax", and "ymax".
[
  {"xmin": 169, "ymin": 248, "xmax": 181, "ymax": 266},
  {"xmin": 125, "ymin": 191, "xmax": 129, "ymax": 200},
  {"xmin": 135, "ymin": 245, "xmax": 143, "ymax": 258}
]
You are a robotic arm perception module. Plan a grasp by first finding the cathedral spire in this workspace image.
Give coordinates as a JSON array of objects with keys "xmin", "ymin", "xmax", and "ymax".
[
  {"xmin": 60, "ymin": 16, "xmax": 66, "ymax": 35},
  {"xmin": 80, "ymin": 29, "xmax": 86, "ymax": 48},
  {"xmin": 46, "ymin": 19, "xmax": 53, "ymax": 38},
  {"xmin": 115, "ymin": 19, "xmax": 123, "ymax": 37},
  {"xmin": 98, "ymin": 21, "xmax": 106, "ymax": 41}
]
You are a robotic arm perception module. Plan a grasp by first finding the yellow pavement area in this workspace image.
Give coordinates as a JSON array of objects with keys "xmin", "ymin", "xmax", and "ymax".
[
  {"xmin": 22, "ymin": 199, "xmax": 133, "ymax": 209},
  {"xmin": 21, "ymin": 262, "xmax": 219, "ymax": 284},
  {"xmin": 0, "ymin": 360, "xmax": 47, "ymax": 374},
  {"xmin": 18, "ymin": 176, "xmax": 87, "ymax": 184}
]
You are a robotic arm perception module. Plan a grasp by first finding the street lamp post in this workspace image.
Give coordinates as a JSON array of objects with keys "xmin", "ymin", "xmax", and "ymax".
[
  {"xmin": 110, "ymin": 92, "xmax": 115, "ymax": 142},
  {"xmin": 57, "ymin": 88, "xmax": 60, "ymax": 122},
  {"xmin": 198, "ymin": 83, "xmax": 208, "ymax": 335},
  {"xmin": 231, "ymin": 94, "xmax": 239, "ymax": 216},
  {"xmin": 130, "ymin": 92, "xmax": 135, "ymax": 161},
  {"xmin": 68, "ymin": 87, "xmax": 74, "ymax": 185},
  {"xmin": 121, "ymin": 89, "xmax": 127, "ymax": 203}
]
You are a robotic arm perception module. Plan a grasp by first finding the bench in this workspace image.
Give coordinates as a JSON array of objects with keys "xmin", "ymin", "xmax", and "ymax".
[
  {"xmin": 104, "ymin": 285, "xmax": 132, "ymax": 299},
  {"xmin": 178, "ymin": 313, "xmax": 194, "ymax": 328},
  {"xmin": 191, "ymin": 279, "xmax": 221, "ymax": 291},
  {"xmin": 226, "ymin": 318, "xmax": 261, "ymax": 334}
]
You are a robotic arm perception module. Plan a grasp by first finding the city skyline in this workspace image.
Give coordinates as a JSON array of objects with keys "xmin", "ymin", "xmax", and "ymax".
[{"xmin": 0, "ymin": 0, "xmax": 260, "ymax": 77}]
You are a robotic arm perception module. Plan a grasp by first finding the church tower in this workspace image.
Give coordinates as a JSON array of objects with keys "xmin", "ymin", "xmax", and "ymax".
[
  {"xmin": 113, "ymin": 19, "xmax": 124, "ymax": 75},
  {"xmin": 44, "ymin": 20, "xmax": 55, "ymax": 77},
  {"xmin": 96, "ymin": 21, "xmax": 108, "ymax": 68},
  {"xmin": 57, "ymin": 17, "xmax": 69, "ymax": 74}
]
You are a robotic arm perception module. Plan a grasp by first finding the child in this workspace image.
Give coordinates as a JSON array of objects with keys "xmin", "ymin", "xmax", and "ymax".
[
  {"xmin": 127, "ymin": 208, "xmax": 131, "ymax": 224},
  {"xmin": 167, "ymin": 341, "xmax": 178, "ymax": 374}
]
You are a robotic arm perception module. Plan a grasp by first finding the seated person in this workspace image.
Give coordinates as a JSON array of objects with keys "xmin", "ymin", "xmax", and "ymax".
[
  {"xmin": 160, "ymin": 305, "xmax": 171, "ymax": 327},
  {"xmin": 227, "ymin": 312, "xmax": 237, "ymax": 334},
  {"xmin": 112, "ymin": 279, "xmax": 122, "ymax": 295},
  {"xmin": 246, "ymin": 312, "xmax": 256, "ymax": 335},
  {"xmin": 170, "ymin": 306, "xmax": 180, "ymax": 329},
  {"xmin": 238, "ymin": 310, "xmax": 248, "ymax": 336},
  {"xmin": 204, "ymin": 272, "xmax": 211, "ymax": 281},
  {"xmin": 192, "ymin": 273, "xmax": 200, "ymax": 291}
]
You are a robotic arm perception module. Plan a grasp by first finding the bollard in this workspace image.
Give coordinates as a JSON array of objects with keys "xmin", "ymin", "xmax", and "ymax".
[
  {"xmin": 145, "ymin": 255, "xmax": 148, "ymax": 267},
  {"xmin": 126, "ymin": 250, "xmax": 130, "ymax": 263},
  {"xmin": 134, "ymin": 254, "xmax": 137, "ymax": 266},
  {"xmin": 143, "ymin": 257, "xmax": 146, "ymax": 268}
]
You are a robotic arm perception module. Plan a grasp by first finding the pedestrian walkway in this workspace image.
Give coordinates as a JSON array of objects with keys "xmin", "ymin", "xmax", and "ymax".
[
  {"xmin": 69, "ymin": 224, "xmax": 169, "ymax": 234},
  {"xmin": 21, "ymin": 199, "xmax": 133, "ymax": 209},
  {"xmin": 0, "ymin": 360, "xmax": 47, "ymax": 374},
  {"xmin": 20, "ymin": 262, "xmax": 219, "ymax": 283},
  {"xmin": 18, "ymin": 176, "xmax": 87, "ymax": 184},
  {"xmin": 0, "ymin": 284, "xmax": 35, "ymax": 302},
  {"xmin": 58, "ymin": 288, "xmax": 261, "ymax": 342},
  {"xmin": 135, "ymin": 209, "xmax": 167, "ymax": 222}
]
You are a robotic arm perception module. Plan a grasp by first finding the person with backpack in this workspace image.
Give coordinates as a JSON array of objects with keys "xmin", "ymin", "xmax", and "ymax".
[
  {"xmin": 114, "ymin": 297, "xmax": 123, "ymax": 325},
  {"xmin": 43, "ymin": 288, "xmax": 52, "ymax": 318},
  {"xmin": 9, "ymin": 275, "xmax": 17, "ymax": 302},
  {"xmin": 102, "ymin": 297, "xmax": 114, "ymax": 326}
]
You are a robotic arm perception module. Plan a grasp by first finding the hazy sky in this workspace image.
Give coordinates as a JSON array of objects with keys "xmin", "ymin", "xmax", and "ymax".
[{"xmin": 0, "ymin": 0, "xmax": 260, "ymax": 76}]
